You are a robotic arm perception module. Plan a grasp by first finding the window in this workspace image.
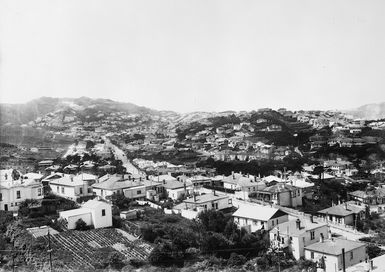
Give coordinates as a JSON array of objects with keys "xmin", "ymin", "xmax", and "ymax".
[
  {"xmin": 16, "ymin": 191, "xmax": 21, "ymax": 199},
  {"xmin": 61, "ymin": 187, "xmax": 64, "ymax": 194},
  {"xmin": 102, "ymin": 209, "xmax": 106, "ymax": 216},
  {"xmin": 11, "ymin": 203, "xmax": 14, "ymax": 207},
  {"xmin": 80, "ymin": 188, "xmax": 83, "ymax": 195},
  {"xmin": 57, "ymin": 186, "xmax": 59, "ymax": 193},
  {"xmin": 350, "ymin": 252, "xmax": 353, "ymax": 260},
  {"xmin": 272, "ymin": 220, "xmax": 275, "ymax": 226},
  {"xmin": 310, "ymin": 252, "xmax": 314, "ymax": 259},
  {"xmin": 38, "ymin": 188, "xmax": 42, "ymax": 196},
  {"xmin": 281, "ymin": 237, "xmax": 284, "ymax": 244},
  {"xmin": 0, "ymin": 193, "xmax": 2, "ymax": 201},
  {"xmin": 310, "ymin": 231, "xmax": 315, "ymax": 240},
  {"xmin": 137, "ymin": 190, "xmax": 142, "ymax": 195}
]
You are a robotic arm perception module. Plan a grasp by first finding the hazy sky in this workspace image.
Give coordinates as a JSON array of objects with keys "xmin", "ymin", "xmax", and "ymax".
[{"xmin": 1, "ymin": 0, "xmax": 385, "ymax": 112}]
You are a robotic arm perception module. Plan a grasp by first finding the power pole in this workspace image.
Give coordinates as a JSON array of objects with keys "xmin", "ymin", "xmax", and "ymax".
[
  {"xmin": 47, "ymin": 228, "xmax": 53, "ymax": 272},
  {"xmin": 12, "ymin": 240, "xmax": 15, "ymax": 272}
]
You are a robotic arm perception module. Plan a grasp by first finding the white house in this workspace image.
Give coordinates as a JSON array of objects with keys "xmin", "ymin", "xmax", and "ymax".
[
  {"xmin": 304, "ymin": 238, "xmax": 367, "ymax": 272},
  {"xmin": 182, "ymin": 193, "xmax": 232, "ymax": 211},
  {"xmin": 93, "ymin": 174, "xmax": 162, "ymax": 201},
  {"xmin": 232, "ymin": 204, "xmax": 288, "ymax": 232},
  {"xmin": 253, "ymin": 183, "xmax": 303, "ymax": 208},
  {"xmin": 151, "ymin": 174, "xmax": 193, "ymax": 200},
  {"xmin": 0, "ymin": 169, "xmax": 44, "ymax": 211},
  {"xmin": 49, "ymin": 173, "xmax": 97, "ymax": 201},
  {"xmin": 269, "ymin": 218, "xmax": 329, "ymax": 260},
  {"xmin": 59, "ymin": 199, "xmax": 112, "ymax": 229},
  {"xmin": 220, "ymin": 172, "xmax": 266, "ymax": 193}
]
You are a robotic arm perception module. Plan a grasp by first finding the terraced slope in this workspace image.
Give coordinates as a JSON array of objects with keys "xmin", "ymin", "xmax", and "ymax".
[{"xmin": 43, "ymin": 228, "xmax": 153, "ymax": 270}]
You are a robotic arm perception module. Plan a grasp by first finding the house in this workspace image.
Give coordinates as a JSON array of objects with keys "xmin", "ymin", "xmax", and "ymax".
[
  {"xmin": 348, "ymin": 188, "xmax": 385, "ymax": 213},
  {"xmin": 304, "ymin": 238, "xmax": 367, "ymax": 272},
  {"xmin": 269, "ymin": 218, "xmax": 329, "ymax": 260},
  {"xmin": 59, "ymin": 199, "xmax": 112, "ymax": 229},
  {"xmin": 220, "ymin": 172, "xmax": 266, "ymax": 192},
  {"xmin": 49, "ymin": 173, "xmax": 97, "ymax": 201},
  {"xmin": 286, "ymin": 177, "xmax": 314, "ymax": 199},
  {"xmin": 0, "ymin": 169, "xmax": 44, "ymax": 211},
  {"xmin": 158, "ymin": 177, "xmax": 193, "ymax": 200},
  {"xmin": 346, "ymin": 253, "xmax": 385, "ymax": 272},
  {"xmin": 317, "ymin": 201, "xmax": 366, "ymax": 226},
  {"xmin": 253, "ymin": 183, "xmax": 303, "ymax": 208},
  {"xmin": 232, "ymin": 204, "xmax": 288, "ymax": 232},
  {"xmin": 93, "ymin": 174, "xmax": 162, "ymax": 201},
  {"xmin": 266, "ymin": 124, "xmax": 282, "ymax": 132},
  {"xmin": 186, "ymin": 175, "xmax": 212, "ymax": 189},
  {"xmin": 183, "ymin": 193, "xmax": 232, "ymax": 211}
]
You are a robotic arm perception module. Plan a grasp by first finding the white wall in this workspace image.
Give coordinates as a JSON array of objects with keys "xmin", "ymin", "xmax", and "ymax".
[
  {"xmin": 64, "ymin": 213, "xmax": 93, "ymax": 230},
  {"xmin": 304, "ymin": 246, "xmax": 366, "ymax": 271},
  {"xmin": 90, "ymin": 205, "xmax": 112, "ymax": 228},
  {"xmin": 0, "ymin": 184, "xmax": 44, "ymax": 211}
]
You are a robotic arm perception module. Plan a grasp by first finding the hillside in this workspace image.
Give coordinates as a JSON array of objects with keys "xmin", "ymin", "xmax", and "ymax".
[
  {"xmin": 0, "ymin": 96, "xmax": 157, "ymax": 126},
  {"xmin": 344, "ymin": 102, "xmax": 385, "ymax": 120}
]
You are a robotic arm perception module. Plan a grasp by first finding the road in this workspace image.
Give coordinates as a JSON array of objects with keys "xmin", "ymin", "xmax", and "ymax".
[{"xmin": 103, "ymin": 137, "xmax": 144, "ymax": 175}]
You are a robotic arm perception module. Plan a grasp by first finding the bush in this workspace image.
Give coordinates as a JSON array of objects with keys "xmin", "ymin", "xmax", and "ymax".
[
  {"xmin": 227, "ymin": 253, "xmax": 247, "ymax": 266},
  {"xmin": 75, "ymin": 219, "xmax": 90, "ymax": 231}
]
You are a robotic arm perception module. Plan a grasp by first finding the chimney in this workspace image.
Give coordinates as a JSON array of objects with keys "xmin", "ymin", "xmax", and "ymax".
[
  {"xmin": 232, "ymin": 171, "xmax": 235, "ymax": 179},
  {"xmin": 254, "ymin": 176, "xmax": 257, "ymax": 182},
  {"xmin": 70, "ymin": 176, "xmax": 74, "ymax": 182},
  {"xmin": 310, "ymin": 215, "xmax": 314, "ymax": 223},
  {"xmin": 296, "ymin": 218, "xmax": 301, "ymax": 229},
  {"xmin": 345, "ymin": 202, "xmax": 348, "ymax": 210},
  {"xmin": 328, "ymin": 229, "xmax": 332, "ymax": 239},
  {"xmin": 193, "ymin": 193, "xmax": 196, "ymax": 202}
]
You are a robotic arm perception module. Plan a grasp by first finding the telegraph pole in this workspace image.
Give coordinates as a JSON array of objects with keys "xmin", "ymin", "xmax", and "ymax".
[
  {"xmin": 12, "ymin": 240, "xmax": 15, "ymax": 272},
  {"xmin": 47, "ymin": 228, "xmax": 53, "ymax": 272}
]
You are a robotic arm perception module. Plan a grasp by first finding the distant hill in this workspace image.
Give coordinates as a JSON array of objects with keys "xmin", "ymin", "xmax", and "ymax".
[
  {"xmin": 344, "ymin": 102, "xmax": 385, "ymax": 120},
  {"xmin": 0, "ymin": 96, "xmax": 157, "ymax": 125}
]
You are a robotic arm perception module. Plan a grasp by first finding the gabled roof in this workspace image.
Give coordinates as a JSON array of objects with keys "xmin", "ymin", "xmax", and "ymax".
[
  {"xmin": 232, "ymin": 205, "xmax": 287, "ymax": 221},
  {"xmin": 305, "ymin": 238, "xmax": 365, "ymax": 255}
]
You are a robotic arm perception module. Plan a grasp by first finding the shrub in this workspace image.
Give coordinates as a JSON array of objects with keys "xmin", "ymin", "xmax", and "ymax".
[
  {"xmin": 75, "ymin": 219, "xmax": 89, "ymax": 231},
  {"xmin": 227, "ymin": 253, "xmax": 247, "ymax": 266}
]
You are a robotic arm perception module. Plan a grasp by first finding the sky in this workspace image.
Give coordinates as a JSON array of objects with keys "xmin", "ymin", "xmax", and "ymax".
[{"xmin": 1, "ymin": 0, "xmax": 385, "ymax": 113}]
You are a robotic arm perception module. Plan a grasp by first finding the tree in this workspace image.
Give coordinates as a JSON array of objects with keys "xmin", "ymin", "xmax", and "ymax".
[
  {"xmin": 198, "ymin": 210, "xmax": 228, "ymax": 233},
  {"xmin": 367, "ymin": 244, "xmax": 384, "ymax": 259},
  {"xmin": 75, "ymin": 218, "xmax": 89, "ymax": 230}
]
